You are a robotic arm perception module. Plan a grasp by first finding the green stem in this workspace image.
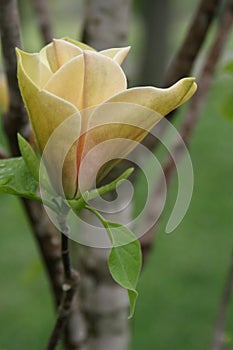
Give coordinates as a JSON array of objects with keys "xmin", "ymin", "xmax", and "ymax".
[
  {"xmin": 84, "ymin": 205, "xmax": 115, "ymax": 244},
  {"xmin": 85, "ymin": 205, "xmax": 108, "ymax": 228}
]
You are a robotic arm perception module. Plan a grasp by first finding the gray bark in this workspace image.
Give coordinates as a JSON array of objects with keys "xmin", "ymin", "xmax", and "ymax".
[
  {"xmin": 65, "ymin": 201, "xmax": 132, "ymax": 350},
  {"xmin": 78, "ymin": 203, "xmax": 132, "ymax": 350},
  {"xmin": 82, "ymin": 0, "xmax": 131, "ymax": 50},
  {"xmin": 64, "ymin": 1, "xmax": 132, "ymax": 349},
  {"xmin": 77, "ymin": 247, "xmax": 130, "ymax": 350}
]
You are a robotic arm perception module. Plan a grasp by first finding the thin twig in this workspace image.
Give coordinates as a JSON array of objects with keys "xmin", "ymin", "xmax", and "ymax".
[
  {"xmin": 140, "ymin": 0, "xmax": 233, "ymax": 259},
  {"xmin": 31, "ymin": 0, "xmax": 53, "ymax": 44},
  {"xmin": 165, "ymin": 0, "xmax": 221, "ymax": 86},
  {"xmin": 47, "ymin": 284, "xmax": 78, "ymax": 350},
  {"xmin": 62, "ymin": 234, "xmax": 72, "ymax": 280},
  {"xmin": 211, "ymin": 250, "xmax": 233, "ymax": 350},
  {"xmin": 59, "ymin": 217, "xmax": 72, "ymax": 281},
  {"xmin": 46, "ymin": 218, "xmax": 79, "ymax": 350}
]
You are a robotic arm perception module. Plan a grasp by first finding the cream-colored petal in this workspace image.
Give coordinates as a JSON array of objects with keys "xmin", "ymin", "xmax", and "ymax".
[
  {"xmin": 77, "ymin": 78, "xmax": 197, "ymax": 188},
  {"xmin": 81, "ymin": 77, "xmax": 197, "ymax": 154},
  {"xmin": 109, "ymin": 77, "xmax": 197, "ymax": 115},
  {"xmin": 77, "ymin": 103, "xmax": 157, "ymax": 190},
  {"xmin": 43, "ymin": 55, "xmax": 84, "ymax": 109},
  {"xmin": 100, "ymin": 47, "xmax": 131, "ymax": 65},
  {"xmin": 53, "ymin": 39, "xmax": 83, "ymax": 67},
  {"xmin": 17, "ymin": 49, "xmax": 81, "ymax": 198},
  {"xmin": 40, "ymin": 42, "xmax": 58, "ymax": 72},
  {"xmin": 16, "ymin": 49, "xmax": 53, "ymax": 88},
  {"xmin": 40, "ymin": 39, "xmax": 83, "ymax": 73},
  {"xmin": 39, "ymin": 43, "xmax": 52, "ymax": 71},
  {"xmin": 63, "ymin": 37, "xmax": 96, "ymax": 51},
  {"xmin": 74, "ymin": 51, "xmax": 128, "ymax": 177},
  {"xmin": 81, "ymin": 51, "xmax": 127, "ymax": 109}
]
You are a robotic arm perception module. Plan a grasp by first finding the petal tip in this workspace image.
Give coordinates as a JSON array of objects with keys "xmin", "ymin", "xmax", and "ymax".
[
  {"xmin": 183, "ymin": 76, "xmax": 197, "ymax": 97},
  {"xmin": 15, "ymin": 47, "xmax": 23, "ymax": 59}
]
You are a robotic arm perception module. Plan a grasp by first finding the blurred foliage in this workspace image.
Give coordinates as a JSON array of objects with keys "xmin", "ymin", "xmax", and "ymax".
[
  {"xmin": 219, "ymin": 60, "xmax": 233, "ymax": 121},
  {"xmin": 132, "ymin": 76, "xmax": 233, "ymax": 350}
]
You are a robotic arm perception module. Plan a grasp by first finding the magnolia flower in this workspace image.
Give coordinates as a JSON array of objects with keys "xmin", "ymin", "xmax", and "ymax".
[{"xmin": 16, "ymin": 38, "xmax": 197, "ymax": 199}]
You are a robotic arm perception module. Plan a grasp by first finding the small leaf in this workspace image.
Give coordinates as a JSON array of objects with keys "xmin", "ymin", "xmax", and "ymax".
[
  {"xmin": 106, "ymin": 221, "xmax": 138, "ymax": 246},
  {"xmin": 17, "ymin": 133, "xmax": 40, "ymax": 181},
  {"xmin": 88, "ymin": 167, "xmax": 134, "ymax": 200},
  {"xmin": 106, "ymin": 222, "xmax": 142, "ymax": 318},
  {"xmin": 0, "ymin": 156, "xmax": 39, "ymax": 200},
  {"xmin": 128, "ymin": 289, "xmax": 138, "ymax": 318},
  {"xmin": 84, "ymin": 206, "xmax": 142, "ymax": 317}
]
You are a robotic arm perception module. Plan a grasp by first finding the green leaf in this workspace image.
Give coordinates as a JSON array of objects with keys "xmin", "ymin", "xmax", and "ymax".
[
  {"xmin": 0, "ymin": 156, "xmax": 39, "ymax": 200},
  {"xmin": 127, "ymin": 289, "xmax": 138, "ymax": 318},
  {"xmin": 17, "ymin": 133, "xmax": 40, "ymax": 181},
  {"xmin": 106, "ymin": 221, "xmax": 142, "ymax": 318},
  {"xmin": 88, "ymin": 167, "xmax": 134, "ymax": 200},
  {"xmin": 17, "ymin": 135, "xmax": 57, "ymax": 197}
]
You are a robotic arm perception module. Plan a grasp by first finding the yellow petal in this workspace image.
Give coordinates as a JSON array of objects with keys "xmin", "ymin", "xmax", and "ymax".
[
  {"xmin": 43, "ymin": 55, "xmax": 84, "ymax": 109},
  {"xmin": 109, "ymin": 77, "xmax": 197, "ymax": 115},
  {"xmin": 16, "ymin": 49, "xmax": 53, "ymax": 88},
  {"xmin": 17, "ymin": 48, "xmax": 81, "ymax": 198},
  {"xmin": 81, "ymin": 51, "xmax": 127, "ymax": 109},
  {"xmin": 77, "ymin": 78, "xmax": 197, "ymax": 188},
  {"xmin": 83, "ymin": 77, "xmax": 197, "ymax": 146},
  {"xmin": 77, "ymin": 103, "xmax": 157, "ymax": 190},
  {"xmin": 100, "ymin": 47, "xmax": 131, "ymax": 65},
  {"xmin": 40, "ymin": 39, "xmax": 83, "ymax": 72},
  {"xmin": 40, "ymin": 109, "xmax": 81, "ymax": 198}
]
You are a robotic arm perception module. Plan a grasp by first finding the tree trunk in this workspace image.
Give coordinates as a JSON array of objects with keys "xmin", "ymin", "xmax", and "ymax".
[
  {"xmin": 139, "ymin": 0, "xmax": 171, "ymax": 86},
  {"xmin": 64, "ymin": 1, "xmax": 132, "ymax": 349},
  {"xmin": 82, "ymin": 0, "xmax": 131, "ymax": 50},
  {"xmin": 64, "ymin": 200, "xmax": 132, "ymax": 350}
]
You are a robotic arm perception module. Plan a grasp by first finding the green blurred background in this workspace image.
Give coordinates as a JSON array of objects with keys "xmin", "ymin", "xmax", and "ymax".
[{"xmin": 0, "ymin": 0, "xmax": 233, "ymax": 349}]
